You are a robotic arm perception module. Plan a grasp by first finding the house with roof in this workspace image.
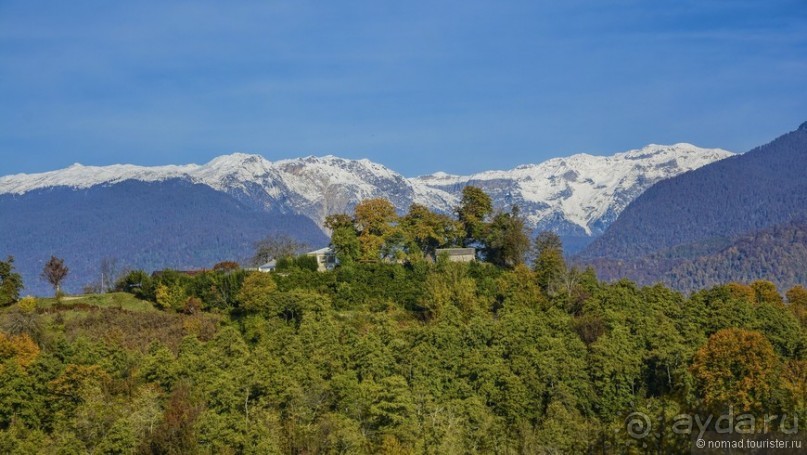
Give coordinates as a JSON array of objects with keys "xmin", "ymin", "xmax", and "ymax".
[
  {"xmin": 306, "ymin": 246, "xmax": 339, "ymax": 271},
  {"xmin": 257, "ymin": 259, "xmax": 277, "ymax": 273},
  {"xmin": 435, "ymin": 248, "xmax": 476, "ymax": 263}
]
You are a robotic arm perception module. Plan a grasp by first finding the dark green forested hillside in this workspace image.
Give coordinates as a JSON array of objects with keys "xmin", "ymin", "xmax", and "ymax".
[
  {"xmin": 1, "ymin": 257, "xmax": 807, "ymax": 454},
  {"xmin": 0, "ymin": 179, "xmax": 328, "ymax": 296},
  {"xmin": 578, "ymin": 123, "xmax": 807, "ymax": 293},
  {"xmin": 582, "ymin": 122, "xmax": 807, "ymax": 261},
  {"xmin": 584, "ymin": 220, "xmax": 807, "ymax": 293}
]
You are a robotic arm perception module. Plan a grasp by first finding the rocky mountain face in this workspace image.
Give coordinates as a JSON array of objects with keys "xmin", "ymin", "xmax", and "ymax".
[
  {"xmin": 0, "ymin": 143, "xmax": 732, "ymax": 238},
  {"xmin": 411, "ymin": 143, "xmax": 732, "ymax": 238}
]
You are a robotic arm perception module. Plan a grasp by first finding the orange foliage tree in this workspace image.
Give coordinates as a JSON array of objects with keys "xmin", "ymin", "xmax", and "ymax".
[
  {"xmin": 690, "ymin": 328, "xmax": 779, "ymax": 414},
  {"xmin": 0, "ymin": 332, "xmax": 39, "ymax": 369}
]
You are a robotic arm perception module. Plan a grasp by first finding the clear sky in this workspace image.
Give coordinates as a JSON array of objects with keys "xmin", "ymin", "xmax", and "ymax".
[{"xmin": 1, "ymin": 0, "xmax": 805, "ymax": 177}]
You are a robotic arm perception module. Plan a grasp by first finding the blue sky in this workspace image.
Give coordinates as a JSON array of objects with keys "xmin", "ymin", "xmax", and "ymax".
[{"xmin": 1, "ymin": 0, "xmax": 805, "ymax": 177}]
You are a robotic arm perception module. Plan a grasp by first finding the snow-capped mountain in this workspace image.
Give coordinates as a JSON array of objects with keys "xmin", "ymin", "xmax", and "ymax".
[
  {"xmin": 0, "ymin": 144, "xmax": 732, "ymax": 237},
  {"xmin": 413, "ymin": 143, "xmax": 733, "ymax": 236}
]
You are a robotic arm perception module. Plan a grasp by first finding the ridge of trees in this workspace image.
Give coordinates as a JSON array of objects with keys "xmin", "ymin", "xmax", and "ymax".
[{"xmin": 327, "ymin": 186, "xmax": 530, "ymax": 268}]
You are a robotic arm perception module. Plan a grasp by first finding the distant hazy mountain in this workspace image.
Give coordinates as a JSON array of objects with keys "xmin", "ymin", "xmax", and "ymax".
[
  {"xmin": 580, "ymin": 122, "xmax": 807, "ymax": 291},
  {"xmin": 0, "ymin": 180, "xmax": 327, "ymax": 296},
  {"xmin": 0, "ymin": 143, "xmax": 730, "ymax": 294}
]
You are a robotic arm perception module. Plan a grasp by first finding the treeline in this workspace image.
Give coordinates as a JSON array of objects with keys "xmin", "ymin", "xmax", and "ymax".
[
  {"xmin": 325, "ymin": 186, "xmax": 530, "ymax": 268},
  {"xmin": 2, "ymin": 232, "xmax": 807, "ymax": 453}
]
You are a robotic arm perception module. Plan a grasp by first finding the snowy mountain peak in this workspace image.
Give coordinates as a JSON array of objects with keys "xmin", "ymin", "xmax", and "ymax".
[
  {"xmin": 0, "ymin": 144, "xmax": 733, "ymax": 239},
  {"xmin": 411, "ymin": 143, "xmax": 733, "ymax": 236}
]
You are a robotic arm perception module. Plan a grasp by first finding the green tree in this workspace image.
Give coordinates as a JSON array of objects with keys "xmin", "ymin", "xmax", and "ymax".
[
  {"xmin": 326, "ymin": 213, "xmax": 361, "ymax": 264},
  {"xmin": 400, "ymin": 203, "xmax": 461, "ymax": 257},
  {"xmin": 354, "ymin": 198, "xmax": 398, "ymax": 261},
  {"xmin": 236, "ymin": 272, "xmax": 278, "ymax": 313},
  {"xmin": 456, "ymin": 186, "xmax": 492, "ymax": 247},
  {"xmin": 0, "ymin": 257, "xmax": 23, "ymax": 306},
  {"xmin": 589, "ymin": 325, "xmax": 644, "ymax": 417},
  {"xmin": 154, "ymin": 283, "xmax": 187, "ymax": 312},
  {"xmin": 369, "ymin": 376, "xmax": 416, "ymax": 446},
  {"xmin": 532, "ymin": 231, "xmax": 566, "ymax": 293},
  {"xmin": 484, "ymin": 207, "xmax": 530, "ymax": 268}
]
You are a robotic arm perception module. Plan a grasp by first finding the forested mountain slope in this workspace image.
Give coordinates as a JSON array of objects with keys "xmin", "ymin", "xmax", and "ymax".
[
  {"xmin": 582, "ymin": 122, "xmax": 807, "ymax": 260},
  {"xmin": 0, "ymin": 179, "xmax": 327, "ymax": 295},
  {"xmin": 585, "ymin": 219, "xmax": 807, "ymax": 292}
]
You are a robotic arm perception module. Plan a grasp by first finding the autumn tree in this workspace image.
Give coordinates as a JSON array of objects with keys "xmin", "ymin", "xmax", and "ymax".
[
  {"xmin": 149, "ymin": 383, "xmax": 201, "ymax": 454},
  {"xmin": 725, "ymin": 282, "xmax": 756, "ymax": 304},
  {"xmin": 750, "ymin": 280, "xmax": 783, "ymax": 305},
  {"xmin": 400, "ymin": 203, "xmax": 461, "ymax": 258},
  {"xmin": 786, "ymin": 285, "xmax": 807, "ymax": 307},
  {"xmin": 690, "ymin": 328, "xmax": 779, "ymax": 414},
  {"xmin": 456, "ymin": 186, "xmax": 492, "ymax": 247},
  {"xmin": 0, "ymin": 332, "xmax": 40, "ymax": 369},
  {"xmin": 212, "ymin": 261, "xmax": 240, "ymax": 273},
  {"xmin": 354, "ymin": 198, "xmax": 398, "ymax": 261},
  {"xmin": 42, "ymin": 256, "xmax": 69, "ymax": 296},
  {"xmin": 0, "ymin": 257, "xmax": 23, "ymax": 306},
  {"xmin": 787, "ymin": 286, "xmax": 807, "ymax": 326}
]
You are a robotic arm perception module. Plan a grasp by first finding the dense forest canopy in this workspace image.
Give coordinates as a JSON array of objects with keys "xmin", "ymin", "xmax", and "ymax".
[{"xmin": 1, "ymin": 188, "xmax": 806, "ymax": 453}]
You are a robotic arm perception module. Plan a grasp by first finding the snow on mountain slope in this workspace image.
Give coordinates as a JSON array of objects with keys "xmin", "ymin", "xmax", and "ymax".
[
  {"xmin": 413, "ymin": 143, "xmax": 733, "ymax": 236},
  {"xmin": 0, "ymin": 144, "xmax": 732, "ymax": 236}
]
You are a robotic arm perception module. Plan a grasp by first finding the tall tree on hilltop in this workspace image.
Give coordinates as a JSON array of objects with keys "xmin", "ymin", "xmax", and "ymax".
[
  {"xmin": 325, "ymin": 213, "xmax": 360, "ymax": 263},
  {"xmin": 485, "ymin": 206, "xmax": 530, "ymax": 268},
  {"xmin": 354, "ymin": 198, "xmax": 398, "ymax": 261},
  {"xmin": 42, "ymin": 256, "xmax": 69, "ymax": 296},
  {"xmin": 457, "ymin": 186, "xmax": 492, "ymax": 247},
  {"xmin": 400, "ymin": 203, "xmax": 462, "ymax": 257}
]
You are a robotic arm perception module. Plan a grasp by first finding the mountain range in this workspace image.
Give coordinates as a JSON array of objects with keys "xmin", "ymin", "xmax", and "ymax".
[
  {"xmin": 580, "ymin": 122, "xmax": 807, "ymax": 292},
  {"xmin": 0, "ymin": 143, "xmax": 731, "ymax": 295}
]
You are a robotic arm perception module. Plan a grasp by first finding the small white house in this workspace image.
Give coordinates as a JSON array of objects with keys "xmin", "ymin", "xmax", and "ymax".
[
  {"xmin": 257, "ymin": 259, "xmax": 277, "ymax": 273},
  {"xmin": 306, "ymin": 247, "xmax": 339, "ymax": 272},
  {"xmin": 435, "ymin": 248, "xmax": 476, "ymax": 263}
]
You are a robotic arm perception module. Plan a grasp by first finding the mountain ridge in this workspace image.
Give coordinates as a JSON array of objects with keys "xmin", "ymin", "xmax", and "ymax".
[
  {"xmin": 0, "ymin": 143, "xmax": 733, "ymax": 240},
  {"xmin": 578, "ymin": 122, "xmax": 807, "ymax": 292}
]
